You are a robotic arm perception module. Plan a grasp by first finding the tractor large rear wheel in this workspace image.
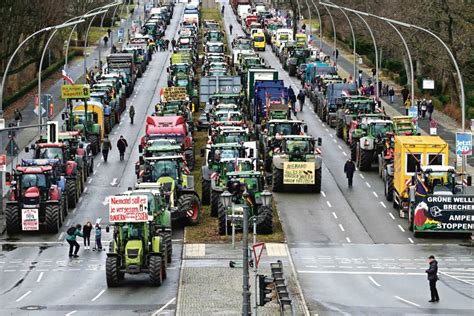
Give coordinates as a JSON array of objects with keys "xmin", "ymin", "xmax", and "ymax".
[
  {"xmin": 149, "ymin": 256, "xmax": 163, "ymax": 286},
  {"xmin": 256, "ymin": 206, "xmax": 273, "ymax": 234},
  {"xmin": 210, "ymin": 189, "xmax": 221, "ymax": 217},
  {"xmin": 359, "ymin": 149, "xmax": 373, "ymax": 171},
  {"xmin": 350, "ymin": 141, "xmax": 357, "ymax": 161},
  {"xmin": 177, "ymin": 194, "xmax": 201, "ymax": 226},
  {"xmin": 66, "ymin": 179, "xmax": 77, "ymax": 208},
  {"xmin": 272, "ymin": 166, "xmax": 284, "ymax": 192},
  {"xmin": 5, "ymin": 204, "xmax": 20, "ymax": 234},
  {"xmin": 288, "ymin": 64, "xmax": 296, "ymax": 76},
  {"xmin": 45, "ymin": 204, "xmax": 60, "ymax": 233},
  {"xmin": 385, "ymin": 174, "xmax": 394, "ymax": 202},
  {"xmin": 218, "ymin": 198, "xmax": 230, "ymax": 236},
  {"xmin": 104, "ymin": 117, "xmax": 111, "ymax": 134},
  {"xmin": 312, "ymin": 167, "xmax": 322, "ymax": 193},
  {"xmin": 106, "ymin": 256, "xmax": 121, "ymax": 287},
  {"xmin": 336, "ymin": 120, "xmax": 344, "ymax": 138},
  {"xmin": 201, "ymin": 179, "xmax": 210, "ymax": 205},
  {"xmin": 88, "ymin": 135, "xmax": 100, "ymax": 155}
]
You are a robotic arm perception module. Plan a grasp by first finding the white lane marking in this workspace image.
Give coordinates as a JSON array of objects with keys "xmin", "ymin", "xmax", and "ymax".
[
  {"xmin": 395, "ymin": 296, "xmax": 420, "ymax": 307},
  {"xmin": 110, "ymin": 178, "xmax": 118, "ymax": 186},
  {"xmin": 119, "ymin": 121, "xmax": 123, "ymax": 126},
  {"xmin": 113, "ymin": 131, "xmax": 118, "ymax": 135},
  {"xmin": 331, "ymin": 135, "xmax": 334, "ymax": 139},
  {"xmin": 359, "ymin": 174, "xmax": 365, "ymax": 179},
  {"xmin": 84, "ymin": 187, "xmax": 88, "ymax": 193},
  {"xmin": 366, "ymin": 182, "xmax": 371, "ymax": 188},
  {"xmin": 326, "ymin": 201, "xmax": 332, "ymax": 208},
  {"xmin": 102, "ymin": 197, "xmax": 109, "ymax": 205},
  {"xmin": 332, "ymin": 212, "xmax": 338, "ymax": 219},
  {"xmin": 408, "ymin": 238, "xmax": 415, "ymax": 244},
  {"xmin": 372, "ymin": 192, "xmax": 378, "ymax": 198},
  {"xmin": 152, "ymin": 297, "xmax": 176, "ymax": 316},
  {"xmin": 58, "ymin": 232, "xmax": 65, "ymax": 241},
  {"xmin": 380, "ymin": 202, "xmax": 387, "ymax": 208},
  {"xmin": 368, "ymin": 276, "xmax": 381, "ymax": 287},
  {"xmin": 389, "ymin": 213, "xmax": 395, "ymax": 220},
  {"xmin": 322, "ymin": 123, "xmax": 325, "ymax": 127},
  {"xmin": 325, "ymin": 128, "xmax": 329, "ymax": 132},
  {"xmin": 16, "ymin": 290, "xmax": 32, "ymax": 302},
  {"xmin": 398, "ymin": 225, "xmax": 406, "ymax": 232},
  {"xmin": 337, "ymin": 145, "xmax": 342, "ymax": 150},
  {"xmin": 321, "ymin": 191, "xmax": 326, "ymax": 197},
  {"xmin": 338, "ymin": 224, "xmax": 345, "ymax": 232},
  {"xmin": 298, "ymin": 271, "xmax": 425, "ymax": 276},
  {"xmin": 332, "ymin": 138, "xmax": 336, "ymax": 143},
  {"xmin": 66, "ymin": 311, "xmax": 77, "ymax": 316},
  {"xmin": 72, "ymin": 208, "xmax": 77, "ymax": 213},
  {"xmin": 88, "ymin": 178, "xmax": 92, "ymax": 184},
  {"xmin": 66, "ymin": 219, "xmax": 71, "ymax": 226},
  {"xmin": 93, "ymin": 170, "xmax": 97, "ymax": 175},
  {"xmin": 97, "ymin": 163, "xmax": 101, "ymax": 168},
  {"xmin": 36, "ymin": 272, "xmax": 44, "ymax": 283},
  {"xmin": 342, "ymin": 152, "xmax": 347, "ymax": 156},
  {"xmin": 439, "ymin": 271, "xmax": 474, "ymax": 285},
  {"xmin": 91, "ymin": 289, "xmax": 105, "ymax": 302},
  {"xmin": 345, "ymin": 237, "xmax": 351, "ymax": 243}
]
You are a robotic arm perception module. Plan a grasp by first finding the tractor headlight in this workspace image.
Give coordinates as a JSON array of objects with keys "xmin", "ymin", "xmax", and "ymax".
[{"xmin": 261, "ymin": 190, "xmax": 272, "ymax": 207}]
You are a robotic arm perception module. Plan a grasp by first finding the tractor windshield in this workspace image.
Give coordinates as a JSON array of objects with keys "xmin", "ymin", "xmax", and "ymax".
[
  {"xmin": 177, "ymin": 79, "xmax": 188, "ymax": 87},
  {"xmin": 150, "ymin": 160, "xmax": 179, "ymax": 181},
  {"xmin": 208, "ymin": 45, "xmax": 224, "ymax": 53},
  {"xmin": 270, "ymin": 123, "xmax": 297, "ymax": 136},
  {"xmin": 220, "ymin": 149, "xmax": 240, "ymax": 159},
  {"xmin": 372, "ymin": 123, "xmax": 393, "ymax": 137},
  {"xmin": 21, "ymin": 174, "xmax": 47, "ymax": 189},
  {"xmin": 39, "ymin": 147, "xmax": 63, "ymax": 160},
  {"xmin": 286, "ymin": 140, "xmax": 309, "ymax": 153},
  {"xmin": 222, "ymin": 133, "xmax": 246, "ymax": 143}
]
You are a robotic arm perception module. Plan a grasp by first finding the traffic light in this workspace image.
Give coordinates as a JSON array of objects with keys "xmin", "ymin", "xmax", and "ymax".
[
  {"xmin": 258, "ymin": 274, "xmax": 274, "ymax": 306},
  {"xmin": 47, "ymin": 121, "xmax": 59, "ymax": 143}
]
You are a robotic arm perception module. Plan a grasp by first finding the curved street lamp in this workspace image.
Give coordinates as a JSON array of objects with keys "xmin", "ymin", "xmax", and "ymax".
[{"xmin": 308, "ymin": 0, "xmax": 323, "ymax": 52}]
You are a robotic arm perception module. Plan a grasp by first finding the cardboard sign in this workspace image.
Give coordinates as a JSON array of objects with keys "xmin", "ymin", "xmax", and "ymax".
[
  {"xmin": 22, "ymin": 209, "xmax": 39, "ymax": 231},
  {"xmin": 109, "ymin": 195, "xmax": 149, "ymax": 223},
  {"xmin": 283, "ymin": 162, "xmax": 315, "ymax": 184},
  {"xmin": 61, "ymin": 85, "xmax": 90, "ymax": 99},
  {"xmin": 161, "ymin": 87, "xmax": 188, "ymax": 102}
]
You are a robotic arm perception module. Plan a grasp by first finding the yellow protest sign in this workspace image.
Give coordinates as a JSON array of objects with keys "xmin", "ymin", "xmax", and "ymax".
[
  {"xmin": 61, "ymin": 85, "xmax": 90, "ymax": 99},
  {"xmin": 283, "ymin": 162, "xmax": 315, "ymax": 184},
  {"xmin": 161, "ymin": 87, "xmax": 187, "ymax": 102}
]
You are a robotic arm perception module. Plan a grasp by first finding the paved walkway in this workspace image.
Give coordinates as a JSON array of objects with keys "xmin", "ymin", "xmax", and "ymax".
[{"xmin": 176, "ymin": 243, "xmax": 308, "ymax": 315}]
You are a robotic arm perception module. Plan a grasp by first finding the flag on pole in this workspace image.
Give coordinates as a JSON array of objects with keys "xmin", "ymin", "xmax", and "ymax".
[{"xmin": 62, "ymin": 69, "xmax": 74, "ymax": 85}]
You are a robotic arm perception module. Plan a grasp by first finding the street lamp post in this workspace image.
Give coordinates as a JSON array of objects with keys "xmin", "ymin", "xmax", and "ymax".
[
  {"xmin": 321, "ymin": 4, "xmax": 337, "ymax": 64},
  {"xmin": 309, "ymin": 0, "xmax": 323, "ymax": 52},
  {"xmin": 304, "ymin": 0, "xmax": 312, "ymax": 43}
]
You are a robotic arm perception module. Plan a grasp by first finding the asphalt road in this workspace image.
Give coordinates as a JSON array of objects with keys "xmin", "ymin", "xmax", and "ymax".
[
  {"xmin": 223, "ymin": 3, "xmax": 474, "ymax": 315},
  {"xmin": 0, "ymin": 4, "xmax": 185, "ymax": 315}
]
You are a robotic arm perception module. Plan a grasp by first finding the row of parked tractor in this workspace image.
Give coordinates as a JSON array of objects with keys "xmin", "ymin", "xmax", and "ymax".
[{"xmin": 2, "ymin": 2, "xmax": 176, "ymax": 236}]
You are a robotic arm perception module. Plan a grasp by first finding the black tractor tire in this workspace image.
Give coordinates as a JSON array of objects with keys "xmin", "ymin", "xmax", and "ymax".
[
  {"xmin": 165, "ymin": 233, "xmax": 173, "ymax": 264},
  {"xmin": 106, "ymin": 256, "xmax": 121, "ymax": 287},
  {"xmin": 288, "ymin": 64, "xmax": 296, "ymax": 77},
  {"xmin": 256, "ymin": 206, "xmax": 273, "ymax": 234},
  {"xmin": 66, "ymin": 179, "xmax": 77, "ymax": 209},
  {"xmin": 336, "ymin": 120, "xmax": 344, "ymax": 138},
  {"xmin": 312, "ymin": 167, "xmax": 322, "ymax": 193},
  {"xmin": 186, "ymin": 150, "xmax": 195, "ymax": 171},
  {"xmin": 350, "ymin": 141, "xmax": 357, "ymax": 161},
  {"xmin": 104, "ymin": 117, "xmax": 111, "ymax": 134},
  {"xmin": 272, "ymin": 166, "xmax": 284, "ymax": 192},
  {"xmin": 5, "ymin": 204, "xmax": 21, "ymax": 234},
  {"xmin": 264, "ymin": 155, "xmax": 272, "ymax": 173},
  {"xmin": 210, "ymin": 189, "xmax": 221, "ymax": 217},
  {"xmin": 218, "ymin": 198, "xmax": 230, "ymax": 236},
  {"xmin": 359, "ymin": 149, "xmax": 373, "ymax": 171},
  {"xmin": 45, "ymin": 204, "xmax": 61, "ymax": 233},
  {"xmin": 201, "ymin": 179, "xmax": 211, "ymax": 205},
  {"xmin": 62, "ymin": 194, "xmax": 68, "ymax": 218},
  {"xmin": 149, "ymin": 256, "xmax": 163, "ymax": 286},
  {"xmin": 385, "ymin": 174, "xmax": 394, "ymax": 202},
  {"xmin": 177, "ymin": 194, "xmax": 201, "ymax": 226},
  {"xmin": 89, "ymin": 160, "xmax": 94, "ymax": 175},
  {"xmin": 88, "ymin": 134, "xmax": 100, "ymax": 155}
]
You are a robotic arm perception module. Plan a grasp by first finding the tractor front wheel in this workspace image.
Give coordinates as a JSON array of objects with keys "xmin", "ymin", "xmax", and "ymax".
[
  {"xmin": 272, "ymin": 166, "xmax": 284, "ymax": 192},
  {"xmin": 66, "ymin": 179, "xmax": 77, "ymax": 209},
  {"xmin": 210, "ymin": 189, "xmax": 221, "ymax": 217},
  {"xmin": 256, "ymin": 206, "xmax": 273, "ymax": 234},
  {"xmin": 359, "ymin": 149, "xmax": 373, "ymax": 171},
  {"xmin": 336, "ymin": 120, "xmax": 343, "ymax": 138},
  {"xmin": 88, "ymin": 135, "xmax": 100, "ymax": 156},
  {"xmin": 5, "ymin": 204, "xmax": 20, "ymax": 234},
  {"xmin": 350, "ymin": 141, "xmax": 357, "ymax": 161},
  {"xmin": 45, "ymin": 204, "xmax": 60, "ymax": 233},
  {"xmin": 178, "ymin": 194, "xmax": 201, "ymax": 226},
  {"xmin": 106, "ymin": 256, "xmax": 121, "ymax": 287},
  {"xmin": 201, "ymin": 179, "xmax": 210, "ymax": 205},
  {"xmin": 385, "ymin": 174, "xmax": 394, "ymax": 202},
  {"xmin": 149, "ymin": 256, "xmax": 163, "ymax": 286},
  {"xmin": 312, "ymin": 167, "xmax": 322, "ymax": 193}
]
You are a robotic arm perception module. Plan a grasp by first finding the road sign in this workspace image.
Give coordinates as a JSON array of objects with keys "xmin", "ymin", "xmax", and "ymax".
[
  {"xmin": 252, "ymin": 242, "xmax": 265, "ymax": 268},
  {"xmin": 109, "ymin": 195, "xmax": 149, "ymax": 223},
  {"xmin": 0, "ymin": 154, "xmax": 6, "ymax": 171},
  {"xmin": 456, "ymin": 132, "xmax": 472, "ymax": 156},
  {"xmin": 408, "ymin": 105, "xmax": 418, "ymax": 118},
  {"xmin": 422, "ymin": 79, "xmax": 435, "ymax": 90},
  {"xmin": 61, "ymin": 84, "xmax": 90, "ymax": 99},
  {"xmin": 33, "ymin": 106, "xmax": 47, "ymax": 117}
]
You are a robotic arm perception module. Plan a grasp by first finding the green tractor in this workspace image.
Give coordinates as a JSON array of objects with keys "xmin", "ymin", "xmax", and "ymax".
[
  {"xmin": 271, "ymin": 135, "xmax": 322, "ymax": 193},
  {"xmin": 218, "ymin": 171, "xmax": 273, "ymax": 235},
  {"xmin": 335, "ymin": 96, "xmax": 376, "ymax": 143},
  {"xmin": 286, "ymin": 48, "xmax": 310, "ymax": 77},
  {"xmin": 136, "ymin": 155, "xmax": 201, "ymax": 225},
  {"xmin": 355, "ymin": 119, "xmax": 394, "ymax": 171},
  {"xmin": 347, "ymin": 113, "xmax": 389, "ymax": 161},
  {"xmin": 210, "ymin": 127, "xmax": 252, "ymax": 144}
]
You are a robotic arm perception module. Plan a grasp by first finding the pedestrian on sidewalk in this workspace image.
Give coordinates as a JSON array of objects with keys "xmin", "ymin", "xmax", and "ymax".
[
  {"xmin": 107, "ymin": 28, "xmax": 112, "ymax": 42},
  {"xmin": 388, "ymin": 87, "xmax": 395, "ymax": 103},
  {"xmin": 427, "ymin": 99, "xmax": 434, "ymax": 121},
  {"xmin": 117, "ymin": 135, "xmax": 128, "ymax": 161},
  {"xmin": 171, "ymin": 39, "xmax": 176, "ymax": 50},
  {"xmin": 129, "ymin": 105, "xmax": 135, "ymax": 124},
  {"xmin": 94, "ymin": 224, "xmax": 103, "ymax": 251},
  {"xmin": 14, "ymin": 109, "xmax": 22, "ymax": 126},
  {"xmin": 421, "ymin": 99, "xmax": 427, "ymax": 118},
  {"xmin": 404, "ymin": 96, "xmax": 412, "ymax": 115},
  {"xmin": 229, "ymin": 24, "xmax": 233, "ymax": 35},
  {"xmin": 297, "ymin": 89, "xmax": 305, "ymax": 112},
  {"xmin": 425, "ymin": 255, "xmax": 440, "ymax": 302},
  {"xmin": 101, "ymin": 135, "xmax": 112, "ymax": 162},
  {"xmin": 401, "ymin": 86, "xmax": 409, "ymax": 104},
  {"xmin": 344, "ymin": 159, "xmax": 356, "ymax": 187},
  {"xmin": 378, "ymin": 80, "xmax": 383, "ymax": 97},
  {"xmin": 83, "ymin": 221, "xmax": 93, "ymax": 250},
  {"xmin": 66, "ymin": 224, "xmax": 83, "ymax": 258},
  {"xmin": 165, "ymin": 39, "xmax": 170, "ymax": 51},
  {"xmin": 103, "ymin": 35, "xmax": 109, "ymax": 47}
]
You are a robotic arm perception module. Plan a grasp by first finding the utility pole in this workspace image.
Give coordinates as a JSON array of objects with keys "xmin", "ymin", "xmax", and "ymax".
[
  {"xmin": 291, "ymin": 0, "xmax": 298, "ymax": 40},
  {"xmin": 242, "ymin": 204, "xmax": 250, "ymax": 316}
]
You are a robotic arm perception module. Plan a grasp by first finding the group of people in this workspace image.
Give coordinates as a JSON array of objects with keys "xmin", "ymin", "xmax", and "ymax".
[
  {"xmin": 65, "ymin": 221, "xmax": 103, "ymax": 258},
  {"xmin": 101, "ymin": 135, "xmax": 129, "ymax": 162},
  {"xmin": 287, "ymin": 86, "xmax": 306, "ymax": 118}
]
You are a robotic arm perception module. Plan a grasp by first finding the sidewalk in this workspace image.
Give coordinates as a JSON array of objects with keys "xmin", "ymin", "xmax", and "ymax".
[
  {"xmin": 176, "ymin": 243, "xmax": 308, "ymax": 315},
  {"xmin": 312, "ymin": 33, "xmax": 473, "ymax": 172}
]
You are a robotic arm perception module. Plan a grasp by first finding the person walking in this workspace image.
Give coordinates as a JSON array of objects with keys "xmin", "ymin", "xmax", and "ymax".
[
  {"xmin": 288, "ymin": 86, "xmax": 296, "ymax": 116},
  {"xmin": 129, "ymin": 105, "xmax": 135, "ymax": 124},
  {"xmin": 101, "ymin": 135, "xmax": 112, "ymax": 162},
  {"xmin": 66, "ymin": 224, "xmax": 83, "ymax": 258},
  {"xmin": 421, "ymin": 99, "xmax": 427, "ymax": 119},
  {"xmin": 103, "ymin": 35, "xmax": 109, "ymax": 47},
  {"xmin": 297, "ymin": 89, "xmax": 305, "ymax": 112},
  {"xmin": 404, "ymin": 96, "xmax": 412, "ymax": 116},
  {"xmin": 401, "ymin": 86, "xmax": 409, "ymax": 104},
  {"xmin": 171, "ymin": 39, "xmax": 176, "ymax": 50},
  {"xmin": 83, "ymin": 221, "xmax": 93, "ymax": 250},
  {"xmin": 344, "ymin": 159, "xmax": 356, "ymax": 187},
  {"xmin": 94, "ymin": 224, "xmax": 103, "ymax": 251},
  {"xmin": 426, "ymin": 255, "xmax": 440, "ymax": 302},
  {"xmin": 14, "ymin": 109, "xmax": 22, "ymax": 126},
  {"xmin": 427, "ymin": 99, "xmax": 434, "ymax": 121},
  {"xmin": 229, "ymin": 24, "xmax": 233, "ymax": 35},
  {"xmin": 117, "ymin": 135, "xmax": 128, "ymax": 161},
  {"xmin": 388, "ymin": 87, "xmax": 395, "ymax": 104},
  {"xmin": 165, "ymin": 39, "xmax": 170, "ymax": 51}
]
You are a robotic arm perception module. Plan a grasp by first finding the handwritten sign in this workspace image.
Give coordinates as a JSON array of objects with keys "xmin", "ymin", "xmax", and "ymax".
[
  {"xmin": 61, "ymin": 84, "xmax": 90, "ymax": 99},
  {"xmin": 22, "ymin": 209, "xmax": 39, "ymax": 231},
  {"xmin": 109, "ymin": 195, "xmax": 149, "ymax": 223},
  {"xmin": 161, "ymin": 87, "xmax": 188, "ymax": 102},
  {"xmin": 283, "ymin": 162, "xmax": 315, "ymax": 185}
]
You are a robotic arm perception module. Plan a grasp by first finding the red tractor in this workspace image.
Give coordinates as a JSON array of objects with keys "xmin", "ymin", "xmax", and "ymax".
[
  {"xmin": 5, "ymin": 163, "xmax": 68, "ymax": 234},
  {"xmin": 141, "ymin": 115, "xmax": 195, "ymax": 169},
  {"xmin": 26, "ymin": 141, "xmax": 83, "ymax": 208}
]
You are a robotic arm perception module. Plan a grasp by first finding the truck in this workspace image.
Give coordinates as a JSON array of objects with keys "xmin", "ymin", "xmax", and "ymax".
[
  {"xmin": 199, "ymin": 76, "xmax": 242, "ymax": 106},
  {"xmin": 252, "ymin": 80, "xmax": 288, "ymax": 125},
  {"xmin": 106, "ymin": 53, "xmax": 136, "ymax": 94},
  {"xmin": 246, "ymin": 68, "xmax": 278, "ymax": 103}
]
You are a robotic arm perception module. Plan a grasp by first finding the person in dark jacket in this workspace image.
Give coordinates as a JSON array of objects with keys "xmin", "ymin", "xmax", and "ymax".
[
  {"xmin": 401, "ymin": 86, "xmax": 409, "ymax": 104},
  {"xmin": 426, "ymin": 255, "xmax": 440, "ymax": 302},
  {"xmin": 344, "ymin": 159, "xmax": 356, "ymax": 187},
  {"xmin": 117, "ymin": 135, "xmax": 128, "ymax": 161},
  {"xmin": 83, "ymin": 221, "xmax": 93, "ymax": 250},
  {"xmin": 66, "ymin": 224, "xmax": 83, "ymax": 257},
  {"xmin": 102, "ymin": 136, "xmax": 112, "ymax": 162},
  {"xmin": 427, "ymin": 100, "xmax": 434, "ymax": 121},
  {"xmin": 297, "ymin": 90, "xmax": 305, "ymax": 112},
  {"xmin": 288, "ymin": 87, "xmax": 297, "ymax": 117},
  {"xmin": 388, "ymin": 87, "xmax": 395, "ymax": 103}
]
